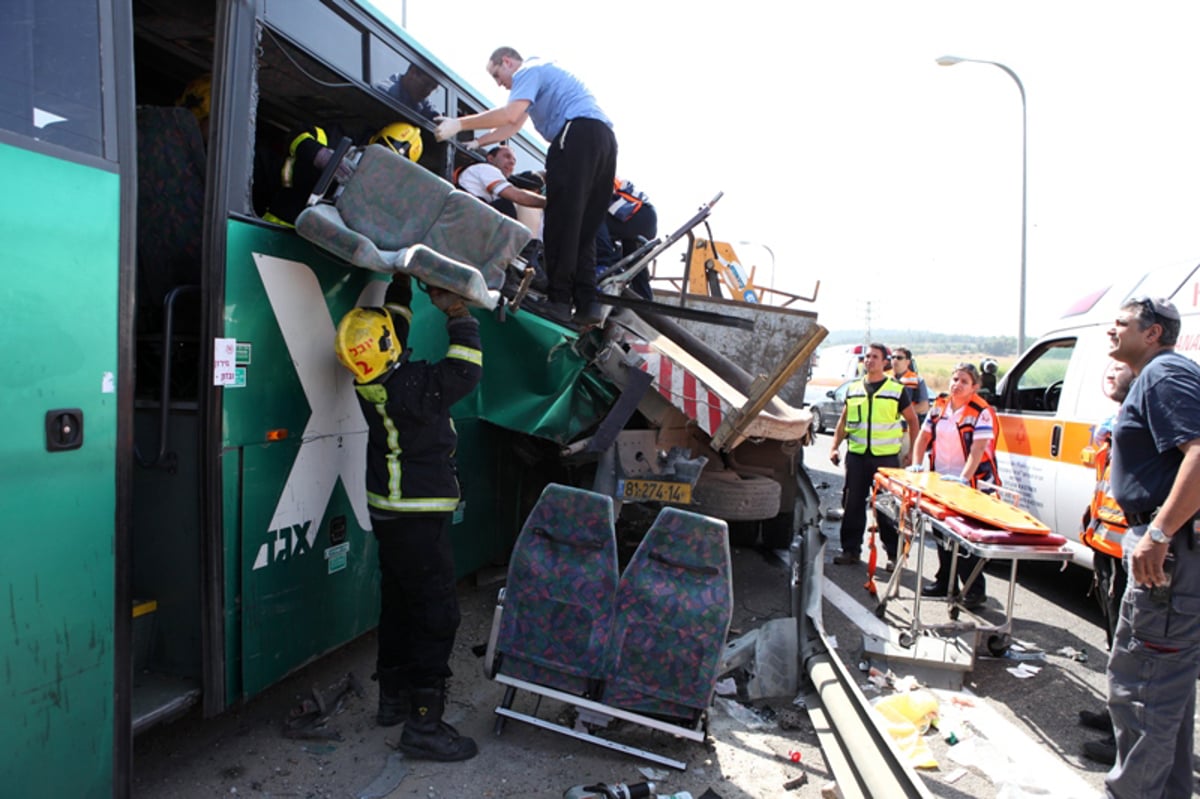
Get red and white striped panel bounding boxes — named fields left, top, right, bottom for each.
left=626, top=339, right=730, bottom=436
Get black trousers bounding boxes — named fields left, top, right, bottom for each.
left=606, top=204, right=658, bottom=300
left=839, top=451, right=899, bottom=556
left=1093, top=549, right=1125, bottom=649
left=544, top=118, right=618, bottom=308
left=373, top=514, right=461, bottom=688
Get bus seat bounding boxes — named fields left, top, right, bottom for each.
left=492, top=484, right=618, bottom=695
left=295, top=144, right=530, bottom=307
left=602, top=507, right=733, bottom=722
left=135, top=106, right=206, bottom=333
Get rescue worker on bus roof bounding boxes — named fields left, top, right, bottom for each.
left=334, top=274, right=482, bottom=762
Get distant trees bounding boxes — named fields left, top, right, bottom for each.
left=824, top=330, right=1019, bottom=357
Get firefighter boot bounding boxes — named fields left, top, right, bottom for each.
left=374, top=666, right=410, bottom=727
left=398, top=684, right=479, bottom=761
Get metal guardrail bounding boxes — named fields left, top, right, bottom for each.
left=789, top=461, right=935, bottom=799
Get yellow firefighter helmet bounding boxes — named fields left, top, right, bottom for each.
left=370, top=121, right=423, bottom=162
left=176, top=74, right=212, bottom=126
left=335, top=307, right=402, bottom=384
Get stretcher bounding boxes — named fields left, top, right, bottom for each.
left=869, top=468, right=1071, bottom=657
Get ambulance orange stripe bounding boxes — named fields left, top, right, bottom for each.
left=994, top=414, right=1097, bottom=466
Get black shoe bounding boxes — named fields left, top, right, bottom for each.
left=399, top=687, right=479, bottom=762
left=922, top=580, right=949, bottom=597
left=1079, top=709, right=1112, bottom=732
left=1082, top=738, right=1116, bottom=765
left=833, top=553, right=862, bottom=566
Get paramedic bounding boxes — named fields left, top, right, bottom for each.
left=1078, top=358, right=1134, bottom=767
left=334, top=276, right=482, bottom=762
left=829, top=343, right=918, bottom=566
left=602, top=177, right=658, bottom=300
left=909, top=362, right=999, bottom=609
left=1105, top=296, right=1200, bottom=799
left=890, top=348, right=930, bottom=422
left=433, top=47, right=617, bottom=326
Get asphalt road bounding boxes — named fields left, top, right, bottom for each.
left=131, top=436, right=1198, bottom=798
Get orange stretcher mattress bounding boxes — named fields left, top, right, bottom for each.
left=874, top=468, right=1050, bottom=536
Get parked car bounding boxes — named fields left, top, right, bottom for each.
left=804, top=379, right=852, bottom=434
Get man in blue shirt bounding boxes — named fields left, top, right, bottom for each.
left=434, top=47, right=617, bottom=326
left=1105, top=296, right=1200, bottom=799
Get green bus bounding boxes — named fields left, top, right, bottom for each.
left=0, top=1, right=568, bottom=795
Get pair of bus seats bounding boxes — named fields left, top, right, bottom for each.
left=294, top=143, right=531, bottom=309
left=484, top=483, right=733, bottom=770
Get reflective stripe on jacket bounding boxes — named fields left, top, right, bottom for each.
left=354, top=313, right=483, bottom=517
left=845, top=377, right=905, bottom=455
left=927, top=392, right=1000, bottom=487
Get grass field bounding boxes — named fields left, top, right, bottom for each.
left=909, top=353, right=1013, bottom=393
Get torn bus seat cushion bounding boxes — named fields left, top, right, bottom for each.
left=602, top=507, right=733, bottom=720
left=495, top=484, right=618, bottom=694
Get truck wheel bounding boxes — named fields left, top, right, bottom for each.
left=691, top=472, right=782, bottom=522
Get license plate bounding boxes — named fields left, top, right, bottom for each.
left=617, top=479, right=693, bottom=504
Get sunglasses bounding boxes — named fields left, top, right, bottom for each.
left=1129, top=295, right=1180, bottom=322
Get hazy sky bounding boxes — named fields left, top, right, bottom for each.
left=374, top=1, right=1200, bottom=338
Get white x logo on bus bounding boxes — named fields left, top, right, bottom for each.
left=252, top=254, right=381, bottom=567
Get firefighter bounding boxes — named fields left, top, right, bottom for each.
left=334, top=275, right=481, bottom=762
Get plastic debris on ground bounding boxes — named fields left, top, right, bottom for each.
left=745, top=618, right=799, bottom=700
left=1005, top=662, right=1042, bottom=679
left=713, top=697, right=771, bottom=730
left=870, top=689, right=940, bottom=768
left=1056, top=645, right=1089, bottom=663
left=354, top=752, right=408, bottom=799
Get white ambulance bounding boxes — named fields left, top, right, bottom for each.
left=990, top=260, right=1200, bottom=568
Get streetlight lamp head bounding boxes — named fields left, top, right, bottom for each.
left=936, top=55, right=964, bottom=66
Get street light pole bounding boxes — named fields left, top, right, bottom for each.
left=936, top=55, right=1027, bottom=353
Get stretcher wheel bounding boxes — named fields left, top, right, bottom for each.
left=898, top=631, right=915, bottom=649
left=986, top=634, right=1012, bottom=657
left=873, top=602, right=887, bottom=620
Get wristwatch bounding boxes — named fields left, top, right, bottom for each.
left=1147, top=525, right=1170, bottom=544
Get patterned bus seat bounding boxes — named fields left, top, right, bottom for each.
left=494, top=484, right=618, bottom=695
left=135, top=106, right=206, bottom=333
left=603, top=507, right=733, bottom=721
left=295, top=144, right=530, bottom=309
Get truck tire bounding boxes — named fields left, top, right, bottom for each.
left=691, top=472, right=782, bottom=522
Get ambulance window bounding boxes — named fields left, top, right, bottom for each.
left=1005, top=340, right=1075, bottom=413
